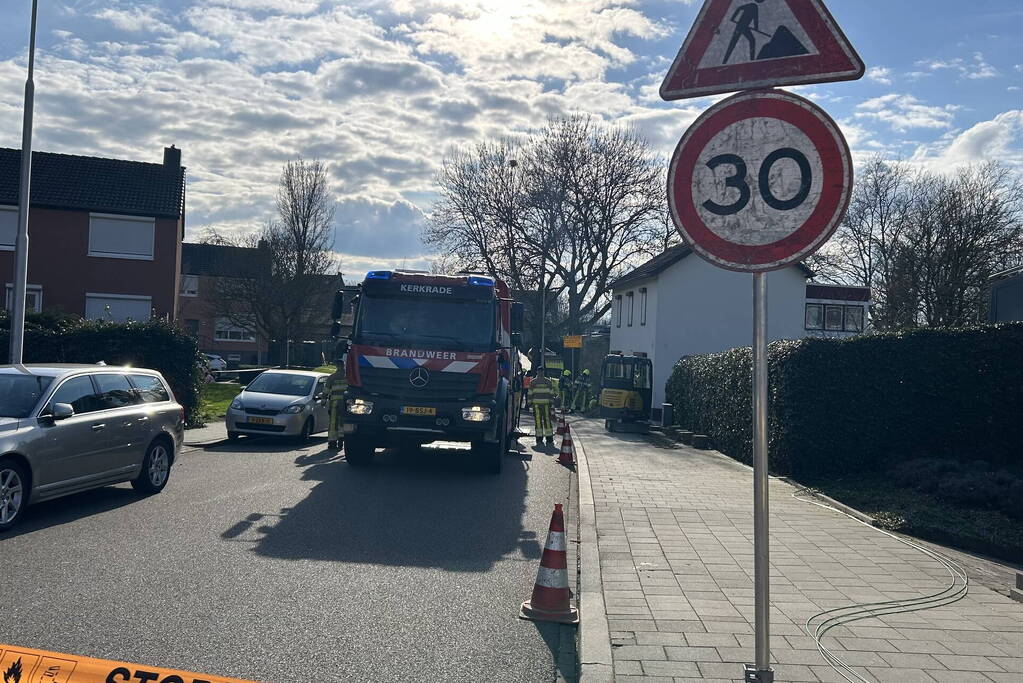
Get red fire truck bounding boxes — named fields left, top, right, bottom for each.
left=335, top=270, right=524, bottom=473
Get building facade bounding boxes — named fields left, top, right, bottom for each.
left=0, top=146, right=186, bottom=322
left=179, top=242, right=271, bottom=366
left=989, top=266, right=1023, bottom=323
left=609, top=246, right=871, bottom=412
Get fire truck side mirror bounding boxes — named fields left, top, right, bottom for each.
left=511, top=302, right=525, bottom=334
left=330, top=321, right=342, bottom=339
left=333, top=338, right=350, bottom=361
left=331, top=291, right=346, bottom=320
left=511, top=332, right=523, bottom=348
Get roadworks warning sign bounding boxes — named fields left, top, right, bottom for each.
left=0, top=644, right=256, bottom=683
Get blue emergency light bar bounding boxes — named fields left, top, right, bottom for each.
left=366, top=271, right=392, bottom=280
left=468, top=276, right=495, bottom=287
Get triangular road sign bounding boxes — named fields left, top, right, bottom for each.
left=660, top=0, right=865, bottom=101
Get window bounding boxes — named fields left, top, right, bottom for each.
left=129, top=374, right=170, bottom=403
left=805, top=304, right=824, bottom=330
left=85, top=294, right=152, bottom=322
left=180, top=275, right=199, bottom=297
left=824, top=305, right=845, bottom=331
left=5, top=284, right=42, bottom=313
left=626, top=292, right=634, bottom=326
left=89, top=214, right=155, bottom=260
left=633, top=363, right=652, bottom=390
left=640, top=288, right=648, bottom=326
left=0, top=375, right=53, bottom=418
left=844, top=306, right=865, bottom=333
left=614, top=295, right=622, bottom=328
left=0, top=206, right=17, bottom=251
left=604, top=362, right=626, bottom=380
left=214, top=318, right=256, bottom=343
left=46, top=376, right=102, bottom=415
left=93, top=374, right=139, bottom=410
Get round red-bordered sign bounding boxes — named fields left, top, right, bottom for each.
left=668, top=89, right=852, bottom=272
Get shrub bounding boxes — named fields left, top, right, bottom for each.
left=666, top=323, right=1023, bottom=478
left=0, top=313, right=203, bottom=424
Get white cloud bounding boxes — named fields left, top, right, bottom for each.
left=94, top=7, right=174, bottom=34
left=866, top=66, right=893, bottom=86
left=909, top=110, right=1023, bottom=171
left=915, top=52, right=999, bottom=80
left=855, top=94, right=959, bottom=132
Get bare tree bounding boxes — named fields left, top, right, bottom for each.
left=814, top=157, right=1023, bottom=329
left=901, top=163, right=1023, bottom=327
left=425, top=115, right=663, bottom=348
left=208, top=159, right=341, bottom=362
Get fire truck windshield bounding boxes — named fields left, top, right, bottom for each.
left=357, top=295, right=495, bottom=349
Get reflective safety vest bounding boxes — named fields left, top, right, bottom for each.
left=328, top=371, right=348, bottom=395
left=530, top=378, right=554, bottom=404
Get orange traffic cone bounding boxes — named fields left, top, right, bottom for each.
left=556, top=414, right=566, bottom=437
left=558, top=425, right=576, bottom=469
left=520, top=503, right=579, bottom=624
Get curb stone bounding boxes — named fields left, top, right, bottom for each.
left=572, top=424, right=614, bottom=682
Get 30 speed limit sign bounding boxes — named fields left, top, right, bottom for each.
left=668, top=89, right=852, bottom=272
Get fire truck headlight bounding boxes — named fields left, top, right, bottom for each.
left=347, top=398, right=374, bottom=415
left=461, top=406, right=492, bottom=422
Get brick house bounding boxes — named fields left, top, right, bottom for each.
left=179, top=242, right=271, bottom=366
left=0, top=146, right=186, bottom=321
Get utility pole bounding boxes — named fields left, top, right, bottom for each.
left=9, top=0, right=39, bottom=365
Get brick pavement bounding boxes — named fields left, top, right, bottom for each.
left=572, top=419, right=1023, bottom=682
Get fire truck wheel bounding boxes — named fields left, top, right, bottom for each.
left=344, top=437, right=375, bottom=466
left=474, top=418, right=506, bottom=475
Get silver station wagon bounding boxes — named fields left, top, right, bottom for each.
left=0, top=364, right=184, bottom=531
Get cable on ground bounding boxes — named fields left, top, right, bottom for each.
left=791, top=487, right=969, bottom=683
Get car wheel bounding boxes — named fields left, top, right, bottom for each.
left=0, top=458, right=28, bottom=532
left=344, top=437, right=375, bottom=466
left=228, top=431, right=240, bottom=442
left=132, top=439, right=172, bottom=495
left=299, top=418, right=313, bottom=443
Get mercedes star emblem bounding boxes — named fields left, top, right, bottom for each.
left=409, top=367, right=430, bottom=388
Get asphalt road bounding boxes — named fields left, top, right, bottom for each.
left=0, top=426, right=575, bottom=682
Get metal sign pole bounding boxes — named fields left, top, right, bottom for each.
left=749, top=271, right=773, bottom=682
left=9, top=0, right=39, bottom=365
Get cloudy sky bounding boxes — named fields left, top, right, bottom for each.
left=1, top=1, right=1021, bottom=279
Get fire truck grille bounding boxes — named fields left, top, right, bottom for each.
left=358, top=367, right=481, bottom=401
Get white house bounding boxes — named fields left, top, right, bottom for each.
left=609, top=245, right=870, bottom=414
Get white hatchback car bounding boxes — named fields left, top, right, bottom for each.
left=225, top=370, right=330, bottom=441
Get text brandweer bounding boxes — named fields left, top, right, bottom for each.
left=384, top=349, right=458, bottom=360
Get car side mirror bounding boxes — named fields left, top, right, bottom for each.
left=51, top=403, right=74, bottom=420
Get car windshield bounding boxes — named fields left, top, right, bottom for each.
left=0, top=374, right=54, bottom=418
left=245, top=373, right=315, bottom=396
left=357, top=296, right=494, bottom=349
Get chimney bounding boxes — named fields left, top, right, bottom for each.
left=163, top=145, right=181, bottom=168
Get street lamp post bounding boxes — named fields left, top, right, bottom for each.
left=9, top=0, right=39, bottom=365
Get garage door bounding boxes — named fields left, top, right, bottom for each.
left=85, top=294, right=152, bottom=322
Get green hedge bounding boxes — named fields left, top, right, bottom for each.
left=666, top=323, right=1023, bottom=478
left=0, top=313, right=203, bottom=424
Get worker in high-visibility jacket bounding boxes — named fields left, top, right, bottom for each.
left=529, top=369, right=555, bottom=446
left=572, top=368, right=592, bottom=413
left=327, top=358, right=348, bottom=450
left=561, top=369, right=574, bottom=410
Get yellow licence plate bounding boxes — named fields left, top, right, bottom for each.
left=401, top=406, right=437, bottom=416
left=249, top=417, right=274, bottom=425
